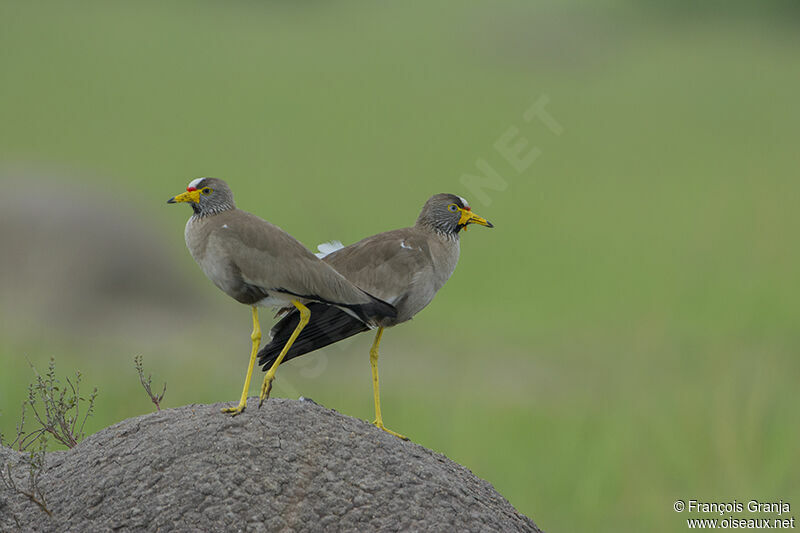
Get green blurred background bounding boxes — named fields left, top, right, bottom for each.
left=1, top=1, right=798, bottom=531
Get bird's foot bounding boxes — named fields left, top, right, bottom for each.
left=258, top=375, right=274, bottom=407
left=373, top=419, right=408, bottom=440
left=221, top=401, right=247, bottom=416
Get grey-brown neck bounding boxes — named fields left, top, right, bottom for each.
left=416, top=222, right=461, bottom=241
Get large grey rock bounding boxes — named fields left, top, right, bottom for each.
left=1, top=399, right=541, bottom=532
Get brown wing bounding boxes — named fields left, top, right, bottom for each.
left=323, top=228, right=436, bottom=306
left=203, top=210, right=395, bottom=320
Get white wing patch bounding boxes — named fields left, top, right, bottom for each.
left=188, top=177, right=205, bottom=189
left=400, top=240, right=413, bottom=250
left=315, top=240, right=345, bottom=258
left=222, top=224, right=229, bottom=229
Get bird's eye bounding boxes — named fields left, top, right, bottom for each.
left=448, top=204, right=459, bottom=212
left=201, top=188, right=212, bottom=195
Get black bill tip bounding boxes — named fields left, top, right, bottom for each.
left=167, top=197, right=176, bottom=204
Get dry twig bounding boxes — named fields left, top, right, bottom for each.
left=134, top=355, right=167, bottom=411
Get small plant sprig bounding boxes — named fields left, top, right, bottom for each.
left=16, top=358, right=98, bottom=450
left=1, top=358, right=96, bottom=523
left=134, top=356, right=166, bottom=411
left=2, top=435, right=51, bottom=517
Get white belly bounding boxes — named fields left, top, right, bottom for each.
left=255, top=294, right=294, bottom=309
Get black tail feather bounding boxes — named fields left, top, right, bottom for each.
left=258, top=303, right=369, bottom=371
left=342, top=294, right=396, bottom=324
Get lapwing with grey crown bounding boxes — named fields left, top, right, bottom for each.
left=257, top=193, right=493, bottom=438
left=168, top=178, right=396, bottom=415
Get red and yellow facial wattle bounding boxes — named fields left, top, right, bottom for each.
left=167, top=186, right=212, bottom=204
left=455, top=205, right=493, bottom=231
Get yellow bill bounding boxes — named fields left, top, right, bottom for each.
left=167, top=188, right=201, bottom=204
left=458, top=208, right=494, bottom=230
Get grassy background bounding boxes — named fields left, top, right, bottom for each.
left=1, top=1, right=799, bottom=531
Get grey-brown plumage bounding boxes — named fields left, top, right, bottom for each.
left=258, top=193, right=492, bottom=368
left=173, top=178, right=395, bottom=323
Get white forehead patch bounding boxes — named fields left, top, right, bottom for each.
left=187, top=177, right=205, bottom=189
left=457, top=196, right=470, bottom=209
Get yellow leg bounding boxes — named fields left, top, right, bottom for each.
left=370, top=327, right=407, bottom=440
left=222, top=306, right=261, bottom=416
left=259, top=300, right=310, bottom=406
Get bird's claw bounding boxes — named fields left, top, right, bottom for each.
left=373, top=420, right=408, bottom=440
left=258, top=378, right=274, bottom=408
left=221, top=404, right=246, bottom=416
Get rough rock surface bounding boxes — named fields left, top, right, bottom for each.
left=1, top=399, right=542, bottom=532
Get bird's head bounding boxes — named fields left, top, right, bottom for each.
left=167, top=177, right=235, bottom=216
left=416, top=194, right=493, bottom=236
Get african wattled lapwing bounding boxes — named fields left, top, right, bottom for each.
left=168, top=178, right=396, bottom=415
left=257, top=194, right=492, bottom=438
